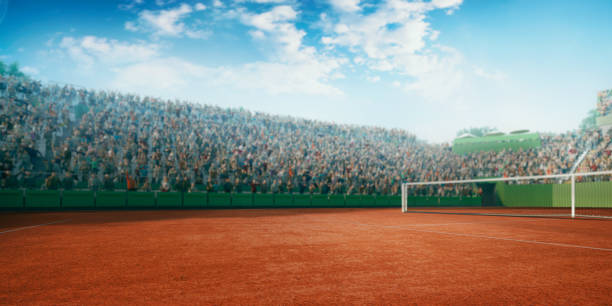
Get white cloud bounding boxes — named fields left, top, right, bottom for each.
left=329, top=0, right=361, bottom=13
left=21, top=66, right=40, bottom=76
left=155, top=0, right=177, bottom=6
left=367, top=75, right=380, bottom=83
left=249, top=30, right=265, bottom=39
left=432, top=0, right=462, bottom=9
left=55, top=29, right=341, bottom=97
left=241, top=5, right=297, bottom=31
left=110, top=57, right=342, bottom=96
left=119, top=0, right=144, bottom=10
left=321, top=0, right=472, bottom=101
left=247, top=0, right=288, bottom=3
left=429, top=30, right=439, bottom=40
left=236, top=5, right=344, bottom=94
left=474, top=67, right=506, bottom=81
left=58, top=36, right=160, bottom=70
left=110, top=57, right=215, bottom=92
left=213, top=0, right=224, bottom=7
left=127, top=3, right=209, bottom=38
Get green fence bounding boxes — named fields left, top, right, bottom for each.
left=274, top=194, right=293, bottom=207
left=97, top=191, right=126, bottom=208
left=0, top=190, right=23, bottom=209
left=184, top=192, right=207, bottom=208
left=254, top=193, right=274, bottom=208
left=63, top=191, right=95, bottom=209
left=157, top=192, right=181, bottom=208
left=495, top=180, right=612, bottom=208
left=328, top=194, right=346, bottom=207
left=232, top=193, right=253, bottom=208
left=208, top=193, right=231, bottom=208
left=311, top=194, right=329, bottom=207
left=127, top=192, right=156, bottom=209
left=293, top=194, right=311, bottom=207
left=25, top=190, right=60, bottom=209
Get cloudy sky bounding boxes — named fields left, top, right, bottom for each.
left=0, top=0, right=611, bottom=142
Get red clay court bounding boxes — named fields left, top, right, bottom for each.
left=1, top=208, right=611, bottom=305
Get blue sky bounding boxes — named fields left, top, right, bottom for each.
left=1, top=0, right=611, bottom=142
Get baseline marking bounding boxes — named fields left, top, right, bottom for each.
left=333, top=219, right=612, bottom=252
left=0, top=219, right=71, bottom=235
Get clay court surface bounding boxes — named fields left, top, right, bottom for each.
left=1, top=208, right=611, bottom=305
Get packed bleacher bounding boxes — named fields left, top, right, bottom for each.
left=1, top=73, right=611, bottom=196
left=597, top=89, right=612, bottom=116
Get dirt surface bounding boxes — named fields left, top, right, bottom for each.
left=1, top=208, right=611, bottom=305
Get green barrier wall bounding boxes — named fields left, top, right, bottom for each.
left=453, top=133, right=541, bottom=154
left=293, top=194, right=311, bottom=207
left=575, top=181, right=612, bottom=208
left=253, top=193, right=274, bottom=208
left=274, top=194, right=293, bottom=207
left=0, top=190, right=23, bottom=209
left=184, top=192, right=207, bottom=208
left=7, top=182, right=610, bottom=211
left=345, top=195, right=377, bottom=207
left=25, top=190, right=60, bottom=209
left=157, top=192, right=181, bottom=208
left=362, top=195, right=376, bottom=207
left=62, top=191, right=95, bottom=208
left=328, top=194, right=345, bottom=207
left=232, top=193, right=253, bottom=208
left=496, top=183, right=553, bottom=207
left=311, top=194, right=329, bottom=207
left=127, top=192, right=156, bottom=208
left=96, top=191, right=126, bottom=208
left=345, top=195, right=362, bottom=207
left=375, top=195, right=401, bottom=207
left=495, top=181, right=612, bottom=208
left=209, top=193, right=231, bottom=208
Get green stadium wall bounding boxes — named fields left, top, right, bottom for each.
left=495, top=181, right=612, bottom=208
left=453, top=133, right=541, bottom=154
left=2, top=182, right=609, bottom=210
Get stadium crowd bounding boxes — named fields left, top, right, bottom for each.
left=1, top=73, right=611, bottom=196
left=597, top=89, right=612, bottom=116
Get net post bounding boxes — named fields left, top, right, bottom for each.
left=570, top=174, right=575, bottom=219
left=401, top=183, right=406, bottom=213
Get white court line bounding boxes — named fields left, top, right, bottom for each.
left=0, top=219, right=71, bottom=235
left=326, top=218, right=546, bottom=229
left=410, top=228, right=612, bottom=252
left=332, top=219, right=612, bottom=252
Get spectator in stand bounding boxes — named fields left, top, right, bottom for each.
left=160, top=176, right=170, bottom=192
left=103, top=174, right=114, bottom=191
left=45, top=172, right=60, bottom=190
left=62, top=172, right=74, bottom=190
left=21, top=171, right=38, bottom=189
left=250, top=179, right=258, bottom=193
left=88, top=174, right=99, bottom=191
left=3, top=170, right=18, bottom=189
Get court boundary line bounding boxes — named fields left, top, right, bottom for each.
left=332, top=219, right=612, bottom=252
left=0, top=219, right=71, bottom=235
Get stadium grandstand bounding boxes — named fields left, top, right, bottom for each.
left=1, top=73, right=611, bottom=199
left=3, top=1, right=612, bottom=304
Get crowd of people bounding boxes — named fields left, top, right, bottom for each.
left=1, top=73, right=611, bottom=197
left=597, top=89, right=612, bottom=116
